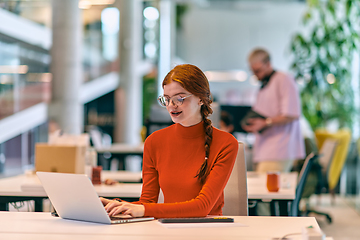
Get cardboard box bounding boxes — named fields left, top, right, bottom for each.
left=35, top=143, right=86, bottom=174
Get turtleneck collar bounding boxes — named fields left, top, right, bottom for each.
left=175, top=121, right=205, bottom=139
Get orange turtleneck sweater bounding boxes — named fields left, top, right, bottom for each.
left=138, top=121, right=238, bottom=218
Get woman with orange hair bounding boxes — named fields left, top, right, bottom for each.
left=102, top=64, right=238, bottom=218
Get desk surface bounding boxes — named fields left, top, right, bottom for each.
left=96, top=143, right=144, bottom=154
left=0, top=212, right=326, bottom=240
left=0, top=171, right=296, bottom=200
left=247, top=172, right=297, bottom=200
left=0, top=171, right=142, bottom=198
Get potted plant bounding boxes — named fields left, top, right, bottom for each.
left=290, top=0, right=360, bottom=131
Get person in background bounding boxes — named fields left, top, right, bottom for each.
left=242, top=48, right=305, bottom=173
left=101, top=64, right=238, bottom=219
left=219, top=111, right=234, bottom=134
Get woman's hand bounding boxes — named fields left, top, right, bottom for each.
left=100, top=197, right=112, bottom=206
left=104, top=200, right=145, bottom=218
left=242, top=118, right=267, bottom=133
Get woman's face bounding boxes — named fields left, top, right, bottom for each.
left=163, top=81, right=203, bottom=127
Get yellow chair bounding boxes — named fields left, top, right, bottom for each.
left=314, top=129, right=351, bottom=201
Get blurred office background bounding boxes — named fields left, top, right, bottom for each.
left=0, top=0, right=359, bottom=216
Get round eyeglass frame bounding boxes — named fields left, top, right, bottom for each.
left=157, top=94, right=193, bottom=107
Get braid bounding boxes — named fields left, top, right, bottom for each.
left=195, top=104, right=213, bottom=184
left=163, top=64, right=214, bottom=184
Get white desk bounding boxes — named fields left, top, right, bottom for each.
left=247, top=172, right=298, bottom=216
left=0, top=171, right=142, bottom=197
left=0, top=171, right=297, bottom=212
left=247, top=172, right=298, bottom=201
left=0, top=212, right=326, bottom=240
left=96, top=143, right=144, bottom=154
left=9, top=171, right=296, bottom=200
left=0, top=172, right=142, bottom=211
left=20, top=172, right=142, bottom=198
left=102, top=170, right=142, bottom=182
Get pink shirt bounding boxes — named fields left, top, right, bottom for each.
left=252, top=71, right=305, bottom=162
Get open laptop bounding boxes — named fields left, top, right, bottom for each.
left=36, top=171, right=154, bottom=224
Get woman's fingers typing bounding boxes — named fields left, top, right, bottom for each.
left=108, top=205, right=126, bottom=216
left=100, top=197, right=111, bottom=206
left=105, top=200, right=122, bottom=213
left=106, top=202, right=145, bottom=218
left=101, top=198, right=145, bottom=217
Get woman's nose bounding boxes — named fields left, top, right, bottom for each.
left=169, top=99, right=177, bottom=106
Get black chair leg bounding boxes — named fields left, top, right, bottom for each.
left=305, top=209, right=332, bottom=223
left=248, top=200, right=258, bottom=216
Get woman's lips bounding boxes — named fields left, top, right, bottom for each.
left=171, top=111, right=182, bottom=116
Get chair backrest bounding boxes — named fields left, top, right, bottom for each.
left=315, top=129, right=351, bottom=191
left=223, top=141, right=248, bottom=216
left=318, top=139, right=337, bottom=175
left=291, top=152, right=319, bottom=216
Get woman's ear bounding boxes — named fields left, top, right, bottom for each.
left=199, top=99, right=204, bottom=106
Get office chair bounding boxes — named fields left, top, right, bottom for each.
left=315, top=129, right=351, bottom=203
left=290, top=152, right=319, bottom=217
left=223, top=141, right=248, bottom=216
left=293, top=138, right=336, bottom=223
left=302, top=139, right=337, bottom=223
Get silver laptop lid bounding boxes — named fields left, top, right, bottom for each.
left=37, top=171, right=112, bottom=224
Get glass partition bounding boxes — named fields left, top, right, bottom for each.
left=0, top=2, right=123, bottom=119
left=0, top=34, right=51, bottom=120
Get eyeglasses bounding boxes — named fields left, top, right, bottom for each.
left=251, top=61, right=268, bottom=75
left=251, top=64, right=266, bottom=75
left=157, top=94, right=193, bottom=107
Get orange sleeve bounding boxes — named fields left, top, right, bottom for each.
left=142, top=138, right=238, bottom=218
left=138, top=136, right=160, bottom=204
